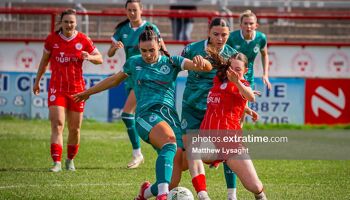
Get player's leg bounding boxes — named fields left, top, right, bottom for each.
left=122, top=90, right=143, bottom=169
left=65, top=109, right=83, bottom=171
left=169, top=148, right=183, bottom=190
left=223, top=162, right=238, bottom=200
left=225, top=159, right=266, bottom=200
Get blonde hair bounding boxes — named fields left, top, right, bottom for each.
left=239, top=10, right=257, bottom=24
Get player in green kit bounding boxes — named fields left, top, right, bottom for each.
left=107, top=0, right=166, bottom=169
left=73, top=26, right=212, bottom=200
left=226, top=10, right=271, bottom=90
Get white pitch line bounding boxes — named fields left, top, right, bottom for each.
left=0, top=182, right=132, bottom=189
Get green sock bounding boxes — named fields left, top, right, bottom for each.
left=150, top=143, right=177, bottom=196
left=224, top=162, right=237, bottom=189
left=121, top=112, right=140, bottom=149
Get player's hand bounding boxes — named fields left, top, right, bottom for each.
left=251, top=109, right=259, bottom=122
left=227, top=67, right=239, bottom=83
left=72, top=91, right=90, bottom=102
left=262, top=75, right=271, bottom=90
left=111, top=41, right=124, bottom=50
left=193, top=55, right=205, bottom=70
left=81, top=51, right=90, bottom=61
left=33, top=82, right=40, bottom=95
left=253, top=90, right=261, bottom=96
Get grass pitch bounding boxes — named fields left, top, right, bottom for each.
left=0, top=118, right=349, bottom=199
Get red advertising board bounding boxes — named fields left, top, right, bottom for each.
left=305, top=79, right=350, bottom=124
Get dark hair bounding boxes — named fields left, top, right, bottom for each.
left=115, top=0, right=142, bottom=31
left=55, top=8, right=77, bottom=33
left=139, top=26, right=172, bottom=63
left=207, top=17, right=230, bottom=43
left=206, top=47, right=248, bottom=82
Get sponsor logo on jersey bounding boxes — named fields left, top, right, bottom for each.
left=75, top=43, right=83, bottom=50
left=207, top=94, right=221, bottom=104
left=160, top=65, right=171, bottom=74
left=136, top=66, right=142, bottom=71
left=149, top=114, right=157, bottom=123
left=53, top=43, right=59, bottom=49
left=123, top=34, right=128, bottom=39
left=234, top=45, right=240, bottom=49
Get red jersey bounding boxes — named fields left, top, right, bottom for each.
left=44, top=31, right=96, bottom=93
left=200, top=76, right=250, bottom=130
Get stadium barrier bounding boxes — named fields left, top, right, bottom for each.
left=0, top=8, right=349, bottom=124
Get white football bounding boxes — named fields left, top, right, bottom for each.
left=167, top=186, right=194, bottom=200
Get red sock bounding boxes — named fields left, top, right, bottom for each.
left=51, top=143, right=62, bottom=163
left=67, top=144, right=80, bottom=160
left=192, top=174, right=207, bottom=193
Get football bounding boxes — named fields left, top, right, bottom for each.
left=167, top=186, right=194, bottom=200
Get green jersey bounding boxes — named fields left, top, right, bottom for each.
left=182, top=40, right=238, bottom=111
left=123, top=55, right=185, bottom=115
left=112, top=21, right=161, bottom=91
left=226, top=30, right=267, bottom=85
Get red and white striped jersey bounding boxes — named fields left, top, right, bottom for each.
left=44, top=31, right=96, bottom=93
left=200, top=76, right=249, bottom=130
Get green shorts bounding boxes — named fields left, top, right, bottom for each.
left=136, top=104, right=183, bottom=149
left=181, top=103, right=206, bottom=134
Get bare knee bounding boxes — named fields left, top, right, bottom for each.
left=245, top=180, right=263, bottom=194
left=68, top=127, right=80, bottom=136
left=51, top=119, right=64, bottom=134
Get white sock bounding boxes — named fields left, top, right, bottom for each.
left=228, top=188, right=237, bottom=200
left=132, top=148, right=142, bottom=157
left=144, top=185, right=154, bottom=199
left=198, top=191, right=209, bottom=198
left=157, top=183, right=169, bottom=195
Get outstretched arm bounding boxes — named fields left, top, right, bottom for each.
left=33, top=51, right=50, bottom=95
left=183, top=55, right=212, bottom=72
left=73, top=71, right=128, bottom=102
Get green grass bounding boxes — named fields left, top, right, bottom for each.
left=0, top=118, right=349, bottom=199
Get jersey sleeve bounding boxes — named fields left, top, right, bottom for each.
left=181, top=44, right=192, bottom=59
left=111, top=29, right=121, bottom=43
left=122, top=58, right=133, bottom=76
left=241, top=80, right=250, bottom=87
left=171, top=55, right=185, bottom=71
left=44, top=34, right=53, bottom=53
left=260, top=32, right=267, bottom=50
left=83, top=35, right=97, bottom=54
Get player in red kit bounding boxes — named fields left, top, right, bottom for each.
left=33, top=9, right=103, bottom=172
left=197, top=50, right=267, bottom=200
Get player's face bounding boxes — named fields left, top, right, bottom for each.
left=139, top=40, right=160, bottom=64
left=230, top=59, right=247, bottom=79
left=208, top=26, right=230, bottom=50
left=61, top=14, right=77, bottom=37
left=240, top=16, right=257, bottom=36
left=126, top=2, right=142, bottom=23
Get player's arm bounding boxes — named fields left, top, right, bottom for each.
left=183, top=55, right=212, bottom=72
left=82, top=49, right=103, bottom=65
left=261, top=46, right=271, bottom=90
left=227, top=68, right=255, bottom=102
left=73, top=71, right=128, bottom=102
left=33, top=50, right=50, bottom=95
left=108, top=41, right=124, bottom=57
left=244, top=106, right=259, bottom=122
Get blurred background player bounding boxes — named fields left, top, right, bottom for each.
left=180, top=18, right=238, bottom=200
left=200, top=50, right=267, bottom=200
left=107, top=0, right=166, bottom=169
left=226, top=10, right=271, bottom=90
left=73, top=26, right=212, bottom=200
left=170, top=5, right=197, bottom=41
left=32, top=8, right=103, bottom=172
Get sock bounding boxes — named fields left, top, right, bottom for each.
left=121, top=112, right=140, bottom=149
left=192, top=174, right=207, bottom=193
left=255, top=191, right=266, bottom=200
left=67, top=144, right=80, bottom=160
left=144, top=185, right=154, bottom=199
left=51, top=143, right=62, bottom=163
left=224, top=163, right=237, bottom=188
left=157, top=183, right=169, bottom=196
left=133, top=148, right=142, bottom=157
left=227, top=188, right=237, bottom=200
left=150, top=143, right=177, bottom=196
